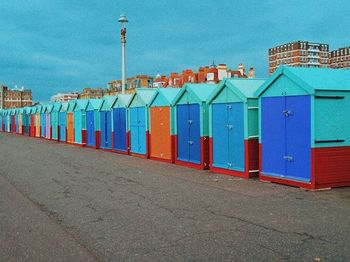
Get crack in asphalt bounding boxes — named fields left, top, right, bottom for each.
left=206, top=209, right=331, bottom=245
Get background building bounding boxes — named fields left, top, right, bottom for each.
left=152, top=63, right=254, bottom=88
left=330, top=46, right=350, bottom=69
left=0, top=85, right=32, bottom=109
left=108, top=75, right=153, bottom=94
left=268, top=41, right=329, bottom=75
left=50, top=92, right=80, bottom=102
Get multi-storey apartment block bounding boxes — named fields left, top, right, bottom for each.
left=268, top=41, right=329, bottom=75
left=329, top=46, right=350, bottom=69
left=0, top=85, right=33, bottom=109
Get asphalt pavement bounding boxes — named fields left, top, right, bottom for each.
left=0, top=133, right=349, bottom=261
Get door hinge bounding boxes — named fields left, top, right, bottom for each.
left=283, top=155, right=293, bottom=161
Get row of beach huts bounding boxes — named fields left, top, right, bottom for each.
left=1, top=66, right=350, bottom=190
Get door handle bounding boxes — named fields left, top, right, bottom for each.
left=227, top=124, right=233, bottom=130
left=188, top=141, right=193, bottom=145
left=283, top=110, right=293, bottom=117
left=188, top=120, right=193, bottom=124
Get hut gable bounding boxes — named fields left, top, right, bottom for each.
left=113, top=94, right=132, bottom=108
left=149, top=88, right=180, bottom=107
left=86, top=99, right=103, bottom=112
left=174, top=84, right=217, bottom=105
left=74, top=100, right=89, bottom=111
left=100, top=96, right=117, bottom=111
left=128, top=88, right=157, bottom=108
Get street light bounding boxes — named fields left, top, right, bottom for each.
left=118, top=14, right=128, bottom=94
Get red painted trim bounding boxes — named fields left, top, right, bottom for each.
left=171, top=135, right=176, bottom=163
left=57, top=125, right=60, bottom=142
left=260, top=174, right=314, bottom=189
left=258, top=143, right=262, bottom=179
left=111, top=131, right=115, bottom=149
left=127, top=131, right=130, bottom=154
left=95, top=130, right=101, bottom=149
left=82, top=129, right=87, bottom=145
left=130, top=152, right=148, bottom=159
left=149, top=156, right=173, bottom=164
left=146, top=130, right=150, bottom=159
left=211, top=166, right=249, bottom=179
left=50, top=126, right=52, bottom=140
left=201, top=136, right=210, bottom=170
left=111, top=149, right=129, bottom=155
left=65, top=127, right=68, bottom=143
left=175, top=159, right=206, bottom=170
left=312, top=147, right=350, bottom=189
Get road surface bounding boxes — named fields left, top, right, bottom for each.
left=0, top=133, right=349, bottom=261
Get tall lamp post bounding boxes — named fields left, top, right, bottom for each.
left=118, top=14, right=128, bottom=94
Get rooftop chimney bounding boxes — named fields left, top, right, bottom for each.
left=248, top=67, right=255, bottom=78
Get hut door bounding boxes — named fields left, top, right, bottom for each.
left=41, top=114, right=46, bottom=137
left=262, top=97, right=287, bottom=177
left=150, top=107, right=161, bottom=158
left=100, top=112, right=107, bottom=148
left=137, top=107, right=146, bottom=154
left=130, top=108, right=139, bottom=154
left=228, top=103, right=244, bottom=171
left=46, top=114, right=50, bottom=139
left=177, top=105, right=190, bottom=161
left=188, top=104, right=200, bottom=164
left=86, top=111, right=95, bottom=146
left=59, top=112, right=66, bottom=141
left=114, top=108, right=127, bottom=151
left=159, top=107, right=171, bottom=160
left=105, top=111, right=112, bottom=148
left=262, top=96, right=311, bottom=181
left=212, top=104, right=229, bottom=168
left=285, top=96, right=311, bottom=181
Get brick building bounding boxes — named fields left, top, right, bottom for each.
left=50, top=92, right=80, bottom=102
left=268, top=41, right=329, bottom=75
left=108, top=75, right=153, bottom=94
left=152, top=63, right=254, bottom=88
left=0, top=85, right=32, bottom=109
left=329, top=46, right=350, bottom=69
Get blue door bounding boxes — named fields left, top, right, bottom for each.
left=130, top=107, right=146, bottom=155
left=130, top=108, right=139, bottom=154
left=59, top=112, right=66, bottom=141
left=16, top=116, right=19, bottom=133
left=261, top=96, right=311, bottom=182
left=24, top=115, right=29, bottom=135
left=100, top=111, right=112, bottom=149
left=86, top=111, right=95, bottom=146
left=177, top=104, right=200, bottom=164
left=100, top=111, right=107, bottom=148
left=285, top=96, right=311, bottom=181
left=105, top=111, right=112, bottom=149
left=229, top=103, right=244, bottom=171
left=177, top=105, right=190, bottom=161
left=188, top=104, right=200, bottom=164
left=137, top=107, right=146, bottom=154
left=113, top=108, right=127, bottom=152
left=41, top=114, right=46, bottom=137
left=212, top=104, right=229, bottom=168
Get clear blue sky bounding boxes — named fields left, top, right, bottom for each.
left=0, top=0, right=349, bottom=101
